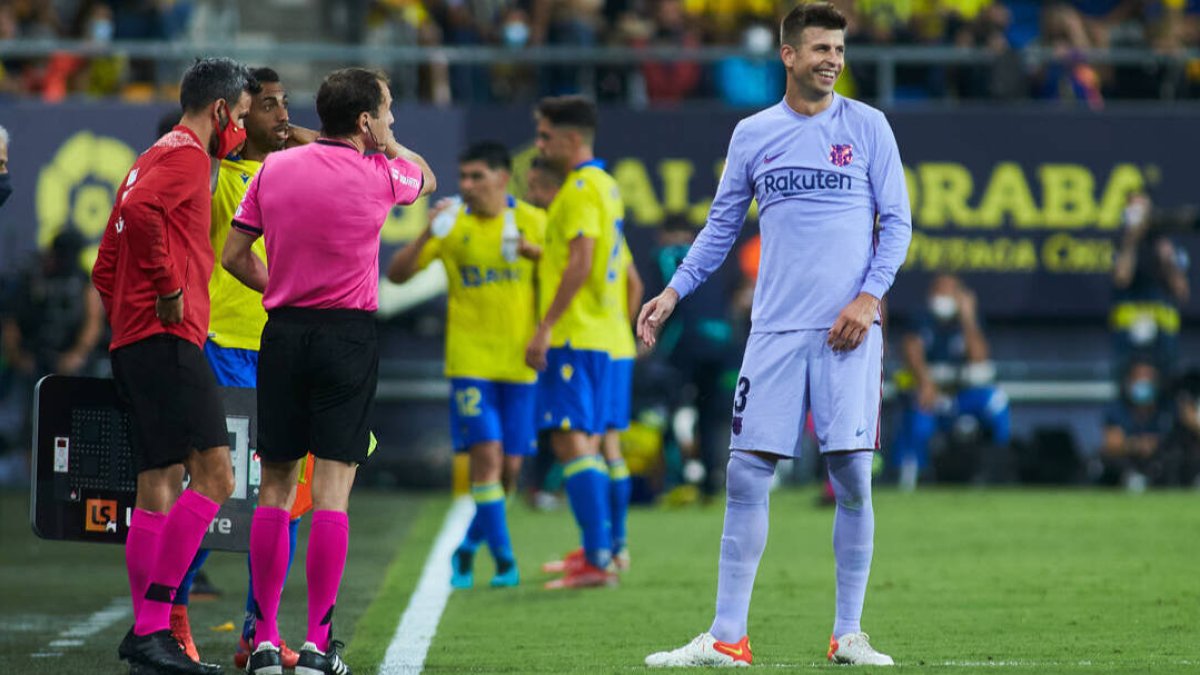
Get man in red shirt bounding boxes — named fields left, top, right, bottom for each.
left=92, top=56, right=255, bottom=675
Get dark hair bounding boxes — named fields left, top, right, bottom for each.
left=317, top=68, right=388, bottom=138
left=528, top=156, right=566, bottom=183
left=780, top=2, right=848, bottom=47
left=179, top=57, right=254, bottom=114
left=459, top=141, right=511, bottom=171
left=536, top=95, right=598, bottom=133
left=247, top=67, right=280, bottom=96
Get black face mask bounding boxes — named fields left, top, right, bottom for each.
left=0, top=174, right=11, bottom=209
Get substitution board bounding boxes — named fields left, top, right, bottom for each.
left=30, top=375, right=259, bottom=552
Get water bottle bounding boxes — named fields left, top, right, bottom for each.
left=431, top=196, right=460, bottom=238
left=501, top=207, right=520, bottom=262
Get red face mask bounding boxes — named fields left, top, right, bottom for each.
left=213, top=103, right=247, bottom=159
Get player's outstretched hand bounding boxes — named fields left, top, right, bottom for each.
left=525, top=323, right=551, bottom=371
left=827, top=292, right=879, bottom=353
left=637, top=288, right=679, bottom=348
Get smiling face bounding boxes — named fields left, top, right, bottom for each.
left=781, top=26, right=845, bottom=101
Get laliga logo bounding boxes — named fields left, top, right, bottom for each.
left=37, top=131, right=137, bottom=269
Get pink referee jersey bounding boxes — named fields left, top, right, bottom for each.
left=232, top=138, right=424, bottom=312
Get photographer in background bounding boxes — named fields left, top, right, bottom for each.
left=893, top=274, right=1011, bottom=490
left=1111, top=191, right=1190, bottom=381
left=1097, top=360, right=1173, bottom=491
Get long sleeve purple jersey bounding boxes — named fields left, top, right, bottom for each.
left=668, top=95, right=913, bottom=333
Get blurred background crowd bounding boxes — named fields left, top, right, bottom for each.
left=2, top=0, right=1200, bottom=105
left=1, top=0, right=1199, bottom=499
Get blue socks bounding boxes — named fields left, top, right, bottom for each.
left=174, top=548, right=211, bottom=606
left=465, top=482, right=513, bottom=563
left=563, top=455, right=612, bottom=570
left=710, top=451, right=775, bottom=643
left=608, top=458, right=631, bottom=553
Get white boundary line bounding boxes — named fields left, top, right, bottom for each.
left=28, top=597, right=129, bottom=659
left=378, top=495, right=474, bottom=675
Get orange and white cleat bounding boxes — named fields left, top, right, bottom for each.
left=828, top=632, right=894, bottom=666
left=543, top=561, right=617, bottom=589
left=541, top=547, right=585, bottom=575
left=234, top=635, right=252, bottom=669
left=168, top=604, right=199, bottom=662
left=645, top=633, right=752, bottom=667
left=235, top=635, right=299, bottom=669
left=279, top=640, right=299, bottom=668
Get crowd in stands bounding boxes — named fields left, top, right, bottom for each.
left=1, top=0, right=1199, bottom=103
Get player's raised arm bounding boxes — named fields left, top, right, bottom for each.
left=384, top=137, right=438, bottom=199
left=387, top=197, right=455, bottom=283
left=638, top=123, right=753, bottom=347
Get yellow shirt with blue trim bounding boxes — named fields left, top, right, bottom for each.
left=604, top=242, right=637, bottom=359
left=539, top=161, right=626, bottom=352
left=209, top=156, right=267, bottom=351
left=417, top=197, right=546, bottom=383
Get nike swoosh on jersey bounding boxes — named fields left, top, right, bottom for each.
left=763, top=152, right=783, bottom=164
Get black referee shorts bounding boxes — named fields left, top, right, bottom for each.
left=257, top=307, right=379, bottom=465
left=111, top=334, right=229, bottom=473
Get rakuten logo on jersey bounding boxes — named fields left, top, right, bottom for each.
left=759, top=167, right=853, bottom=195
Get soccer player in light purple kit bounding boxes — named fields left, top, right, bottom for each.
left=640, top=3, right=911, bottom=668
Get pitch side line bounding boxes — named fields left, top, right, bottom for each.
left=29, top=597, right=129, bottom=659
left=378, top=496, right=474, bottom=674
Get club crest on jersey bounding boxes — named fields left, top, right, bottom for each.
left=829, top=144, right=853, bottom=167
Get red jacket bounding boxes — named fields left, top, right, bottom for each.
left=92, top=126, right=214, bottom=351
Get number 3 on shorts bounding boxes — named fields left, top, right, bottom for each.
left=455, top=387, right=482, bottom=417
left=733, top=376, right=751, bottom=413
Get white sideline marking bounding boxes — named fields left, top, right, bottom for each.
left=378, top=496, right=474, bottom=675
left=29, top=597, right=129, bottom=659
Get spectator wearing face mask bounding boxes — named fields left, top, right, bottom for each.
left=892, top=273, right=1011, bottom=490
left=1096, top=360, right=1173, bottom=490
left=714, top=21, right=785, bottom=108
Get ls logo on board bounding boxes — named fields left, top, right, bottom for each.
left=85, top=498, right=119, bottom=533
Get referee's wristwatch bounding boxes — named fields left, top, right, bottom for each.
left=159, top=289, right=183, bottom=301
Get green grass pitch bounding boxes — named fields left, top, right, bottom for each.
left=2, top=487, right=1197, bottom=673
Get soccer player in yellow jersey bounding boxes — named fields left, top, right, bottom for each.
left=525, top=96, right=627, bottom=589
left=169, top=67, right=313, bottom=670
left=387, top=142, right=545, bottom=589
left=600, top=241, right=643, bottom=570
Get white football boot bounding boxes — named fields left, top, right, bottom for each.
left=828, top=632, right=894, bottom=666
left=645, top=632, right=752, bottom=667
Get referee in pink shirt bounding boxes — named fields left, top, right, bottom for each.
left=221, top=68, right=436, bottom=675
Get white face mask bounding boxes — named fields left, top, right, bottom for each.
left=503, top=21, right=529, bottom=48
left=743, top=26, right=774, bottom=55
left=929, top=294, right=958, bottom=321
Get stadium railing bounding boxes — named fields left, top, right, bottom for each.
left=3, top=40, right=1199, bottom=107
